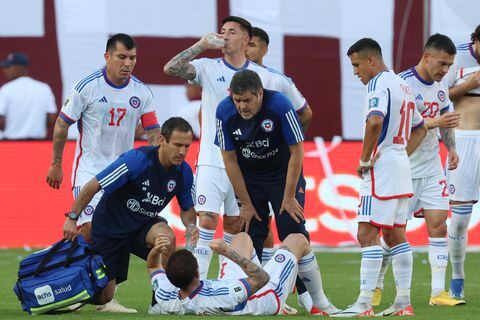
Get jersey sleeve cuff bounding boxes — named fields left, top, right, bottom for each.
left=440, top=105, right=450, bottom=113
left=239, top=278, right=253, bottom=297
left=295, top=101, right=308, bottom=113
left=366, top=110, right=385, bottom=120
left=412, top=119, right=424, bottom=130
left=59, top=111, right=76, bottom=125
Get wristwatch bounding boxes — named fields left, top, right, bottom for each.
left=65, top=211, right=80, bottom=221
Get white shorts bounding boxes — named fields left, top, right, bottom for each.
left=407, top=174, right=449, bottom=219
left=447, top=130, right=480, bottom=202
left=73, top=185, right=104, bottom=226
left=220, top=249, right=297, bottom=315
left=194, top=165, right=239, bottom=215
left=357, top=195, right=409, bottom=228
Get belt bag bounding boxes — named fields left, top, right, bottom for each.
left=13, top=235, right=108, bottom=315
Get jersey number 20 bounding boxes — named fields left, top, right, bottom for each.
left=108, top=108, right=127, bottom=126
left=393, top=101, right=415, bottom=144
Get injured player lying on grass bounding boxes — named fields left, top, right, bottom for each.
left=147, top=232, right=338, bottom=315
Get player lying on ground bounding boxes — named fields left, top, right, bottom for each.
left=147, top=232, right=337, bottom=315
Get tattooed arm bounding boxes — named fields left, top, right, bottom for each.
left=46, top=117, right=71, bottom=189
left=209, top=239, right=269, bottom=295
left=145, top=127, right=162, bottom=146
left=164, top=33, right=222, bottom=80
left=440, top=121, right=459, bottom=170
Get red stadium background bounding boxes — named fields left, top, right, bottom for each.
left=2, top=141, right=480, bottom=248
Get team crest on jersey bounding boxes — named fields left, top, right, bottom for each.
left=84, top=205, right=94, bottom=216
left=368, top=97, right=379, bottom=109
left=275, top=254, right=286, bottom=263
left=129, top=96, right=141, bottom=109
left=438, top=90, right=445, bottom=102
left=197, top=195, right=206, bottom=205
left=261, top=119, right=274, bottom=132
left=167, top=179, right=176, bottom=192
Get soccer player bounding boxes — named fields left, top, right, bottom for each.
left=163, top=16, right=312, bottom=283
left=373, top=34, right=465, bottom=307
left=62, top=117, right=198, bottom=309
left=215, top=69, right=337, bottom=315
left=46, top=33, right=161, bottom=313
left=245, top=26, right=313, bottom=311
left=148, top=231, right=334, bottom=315
left=443, top=24, right=480, bottom=299
left=333, top=39, right=425, bottom=317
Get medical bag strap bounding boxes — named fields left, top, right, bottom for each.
left=64, top=237, right=81, bottom=267
left=33, top=238, right=76, bottom=277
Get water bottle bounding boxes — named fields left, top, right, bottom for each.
left=207, top=34, right=225, bottom=47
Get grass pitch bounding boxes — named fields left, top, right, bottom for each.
left=1, top=249, right=479, bottom=319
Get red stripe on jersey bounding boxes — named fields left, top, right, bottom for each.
left=141, top=111, right=159, bottom=129
left=72, top=117, right=83, bottom=187
left=413, top=208, right=424, bottom=218
left=248, top=289, right=281, bottom=315
left=460, top=68, right=464, bottom=79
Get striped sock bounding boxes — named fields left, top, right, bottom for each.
left=194, top=227, right=215, bottom=279
left=357, top=245, right=383, bottom=304
left=376, top=237, right=391, bottom=290
left=298, top=251, right=330, bottom=309
left=391, top=242, right=412, bottom=308
left=448, top=204, right=473, bottom=280
left=429, top=237, right=448, bottom=296
left=262, top=247, right=275, bottom=267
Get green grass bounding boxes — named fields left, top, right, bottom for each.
left=2, top=249, right=480, bottom=319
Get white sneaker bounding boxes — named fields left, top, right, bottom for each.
left=96, top=299, right=137, bottom=313
left=148, top=303, right=162, bottom=315
left=331, top=302, right=374, bottom=318
left=311, top=302, right=341, bottom=316
left=279, top=303, right=298, bottom=315
left=375, top=304, right=414, bottom=316
left=66, top=302, right=86, bottom=312
left=298, top=291, right=313, bottom=312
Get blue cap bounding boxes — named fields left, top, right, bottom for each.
left=0, top=52, right=29, bottom=67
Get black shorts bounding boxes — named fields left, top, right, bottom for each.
left=246, top=176, right=309, bottom=261
left=92, top=217, right=167, bottom=284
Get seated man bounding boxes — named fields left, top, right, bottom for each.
left=147, top=232, right=338, bottom=315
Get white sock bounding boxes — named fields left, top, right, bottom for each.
left=262, top=247, right=275, bottom=267
left=357, top=245, right=383, bottom=304
left=448, top=204, right=472, bottom=280
left=376, top=238, right=391, bottom=290
left=217, top=232, right=235, bottom=270
left=194, top=227, right=215, bottom=279
left=298, top=251, right=330, bottom=309
left=429, top=237, right=448, bottom=296
left=391, top=242, right=412, bottom=308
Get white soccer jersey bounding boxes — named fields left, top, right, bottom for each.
left=150, top=270, right=251, bottom=315
left=361, top=70, right=423, bottom=199
left=190, top=58, right=306, bottom=168
left=445, top=42, right=480, bottom=90
left=59, top=68, right=158, bottom=186
left=0, top=76, right=57, bottom=139
left=398, top=67, right=452, bottom=178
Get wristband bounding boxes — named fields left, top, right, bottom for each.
left=359, top=159, right=372, bottom=167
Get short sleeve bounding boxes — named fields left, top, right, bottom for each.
left=176, top=163, right=194, bottom=210
left=140, top=86, right=160, bottom=130
left=444, top=63, right=459, bottom=89
left=189, top=58, right=206, bottom=86
left=274, top=73, right=307, bottom=111
left=95, top=149, right=149, bottom=195
left=365, top=88, right=388, bottom=120
left=150, top=270, right=183, bottom=314
left=0, top=87, right=7, bottom=116
left=274, top=93, right=304, bottom=145
left=215, top=100, right=236, bottom=151
left=59, top=88, right=86, bottom=125
left=44, top=85, right=57, bottom=114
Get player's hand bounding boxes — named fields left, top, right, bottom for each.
left=153, top=234, right=171, bottom=253
left=447, top=150, right=459, bottom=170
left=185, top=224, right=199, bottom=246
left=465, top=71, right=480, bottom=90
left=46, top=164, right=63, bottom=189
left=436, top=112, right=461, bottom=128
left=356, top=153, right=381, bottom=178
left=279, top=197, right=304, bottom=224
left=240, top=203, right=262, bottom=233
left=63, top=218, right=78, bottom=241
left=198, top=33, right=224, bottom=50
left=209, top=239, right=229, bottom=255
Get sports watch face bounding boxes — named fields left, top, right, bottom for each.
left=66, top=211, right=79, bottom=220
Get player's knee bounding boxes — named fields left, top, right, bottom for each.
left=357, top=225, right=378, bottom=247
left=223, top=216, right=242, bottom=234
left=198, top=212, right=219, bottom=230
left=427, top=221, right=447, bottom=238
left=283, top=233, right=308, bottom=248
left=231, top=232, right=252, bottom=248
